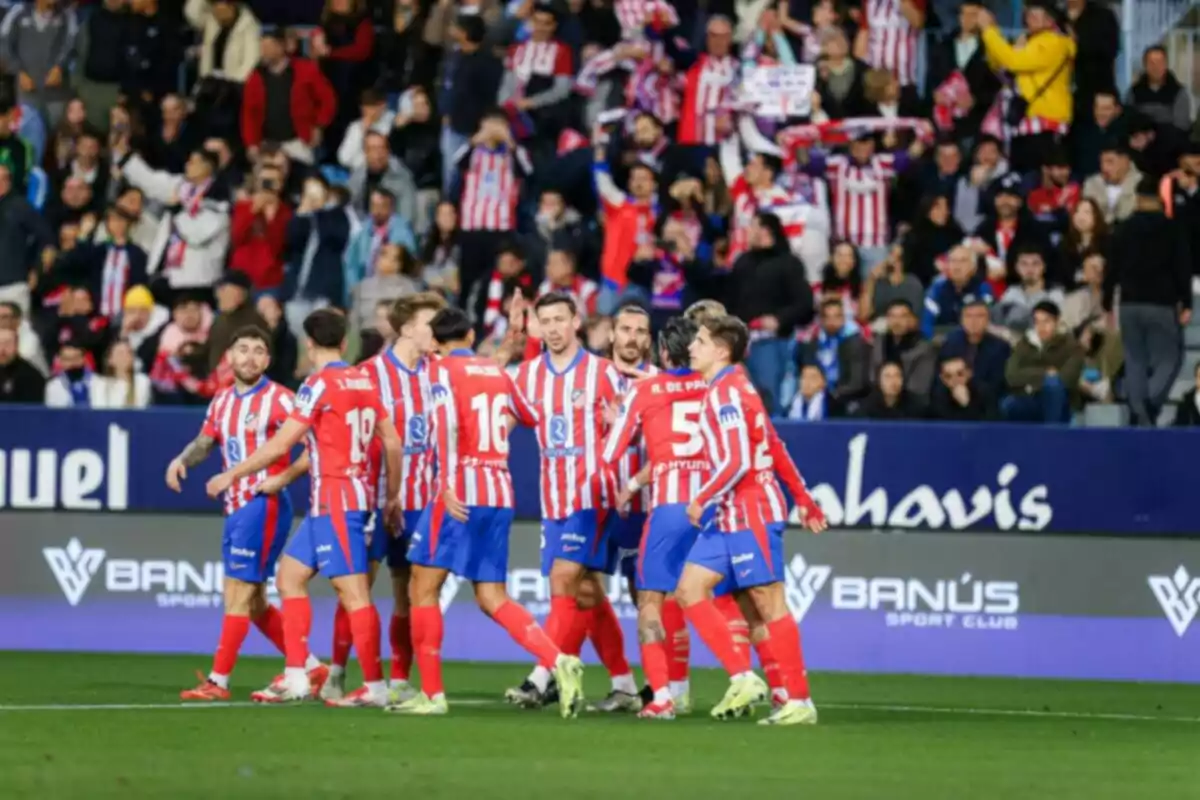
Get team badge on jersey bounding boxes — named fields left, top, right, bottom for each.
left=572, top=389, right=586, bottom=409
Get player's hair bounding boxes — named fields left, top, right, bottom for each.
left=389, top=291, right=448, bottom=335
left=228, top=325, right=272, bottom=355
left=358, top=329, right=385, bottom=363
left=658, top=316, right=697, bottom=368
left=683, top=299, right=726, bottom=327
left=614, top=303, right=650, bottom=323
left=534, top=291, right=577, bottom=316
left=303, top=308, right=347, bottom=349
left=702, top=315, right=750, bottom=364
left=430, top=307, right=473, bottom=343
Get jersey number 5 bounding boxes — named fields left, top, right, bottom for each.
left=672, top=401, right=704, bottom=458
left=471, top=394, right=510, bottom=455
left=346, top=407, right=377, bottom=464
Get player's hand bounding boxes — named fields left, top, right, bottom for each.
left=255, top=474, right=288, bottom=496
left=603, top=400, right=620, bottom=427
left=799, top=499, right=828, bottom=534
left=614, top=487, right=634, bottom=517
left=615, top=362, right=652, bottom=381
left=165, top=458, right=187, bottom=492
left=206, top=472, right=234, bottom=499
left=443, top=488, right=469, bottom=523
left=686, top=501, right=703, bottom=527
left=384, top=498, right=404, bottom=535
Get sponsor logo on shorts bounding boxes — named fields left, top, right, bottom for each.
left=561, top=533, right=588, bottom=545
left=229, top=547, right=256, bottom=558
left=316, top=544, right=333, bottom=554
left=731, top=553, right=755, bottom=565
left=1148, top=566, right=1200, bottom=637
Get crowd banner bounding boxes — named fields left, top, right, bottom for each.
left=739, top=64, right=816, bottom=118
left=0, top=407, right=1197, bottom=535
left=3, top=514, right=1198, bottom=682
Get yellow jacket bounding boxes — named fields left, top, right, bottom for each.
left=982, top=26, right=1076, bottom=125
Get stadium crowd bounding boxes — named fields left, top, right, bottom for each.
left=0, top=0, right=1198, bottom=427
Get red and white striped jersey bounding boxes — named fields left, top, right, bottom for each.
left=693, top=367, right=789, bottom=532
left=455, top=143, right=533, bottom=232
left=614, top=0, right=679, bottom=39
left=202, top=379, right=295, bottom=515
left=513, top=349, right=622, bottom=520
left=864, top=0, right=923, bottom=88
left=728, top=175, right=811, bottom=263
left=429, top=349, right=534, bottom=507
left=607, top=362, right=659, bottom=512
left=824, top=153, right=897, bottom=249
left=537, top=276, right=599, bottom=321
left=603, top=366, right=711, bottom=508
left=679, top=55, right=738, bottom=146
left=365, top=350, right=435, bottom=511
left=291, top=362, right=384, bottom=517
left=506, top=39, right=573, bottom=96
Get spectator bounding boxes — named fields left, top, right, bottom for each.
left=627, top=218, right=711, bottom=334
left=186, top=0, right=261, bottom=85
left=470, top=240, right=534, bottom=338
left=1, top=0, right=79, bottom=127
left=977, top=2, right=1074, bottom=173
left=1074, top=90, right=1128, bottom=179
left=1111, top=176, right=1191, bottom=426
left=206, top=270, right=267, bottom=370
left=1025, top=144, right=1079, bottom=250
left=113, top=138, right=231, bottom=292
left=1003, top=300, right=1081, bottom=423
left=1171, top=363, right=1200, bottom=427
left=1076, top=321, right=1122, bottom=404
left=930, top=354, right=995, bottom=422
left=345, top=186, right=417, bottom=302
left=787, top=363, right=844, bottom=421
left=0, top=163, right=54, bottom=314
left=55, top=205, right=148, bottom=321
left=992, top=245, right=1064, bottom=334
left=952, top=135, right=1007, bottom=234
left=594, top=134, right=658, bottom=311
left=125, top=0, right=185, bottom=109
left=538, top=248, right=598, bottom=318
left=1064, top=0, right=1119, bottom=121
left=255, top=293, right=297, bottom=387
left=74, top=0, right=131, bottom=129
left=809, top=241, right=862, bottom=326
left=0, top=325, right=45, bottom=403
left=1062, top=249, right=1108, bottom=333
left=115, top=284, right=169, bottom=369
left=282, top=176, right=353, bottom=335
left=48, top=100, right=99, bottom=176
left=903, top=194, right=964, bottom=286
left=499, top=1, right=574, bottom=159
left=0, top=300, right=48, bottom=375
left=975, top=172, right=1053, bottom=289
left=371, top=298, right=395, bottom=343
left=1126, top=45, right=1192, bottom=135
left=46, top=176, right=97, bottom=233
left=921, top=244, right=993, bottom=336
left=1058, top=197, right=1109, bottom=287
left=353, top=244, right=421, bottom=331
left=56, top=130, right=107, bottom=207
left=800, top=297, right=870, bottom=408
left=229, top=166, right=292, bottom=292
left=420, top=200, right=462, bottom=301
left=927, top=0, right=1000, bottom=139
left=338, top=88, right=394, bottom=173
left=857, top=360, right=926, bottom=420
left=204, top=136, right=243, bottom=200
left=863, top=242, right=924, bottom=328
left=0, top=103, right=35, bottom=196
left=915, top=139, right=965, bottom=217
left=1125, top=112, right=1176, bottom=181
left=145, top=94, right=197, bottom=175
left=939, top=299, right=1011, bottom=400
left=872, top=298, right=936, bottom=397
left=311, top=0, right=376, bottom=156
left=389, top=86, right=441, bottom=235
left=815, top=26, right=870, bottom=121
left=94, top=338, right=151, bottom=408
left=147, top=292, right=211, bottom=399
left=349, top=131, right=417, bottom=224
left=241, top=30, right=336, bottom=166
left=526, top=187, right=592, bottom=281
left=1082, top=142, right=1142, bottom=226
left=45, top=337, right=103, bottom=407
left=439, top=14, right=503, bottom=195
left=47, top=286, right=112, bottom=365
left=1161, top=141, right=1200, bottom=283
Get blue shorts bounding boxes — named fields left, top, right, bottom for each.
left=222, top=493, right=293, bottom=584
left=284, top=510, right=372, bottom=579
left=636, top=503, right=712, bottom=593
left=541, top=509, right=611, bottom=575
left=685, top=522, right=786, bottom=591
left=366, top=509, right=425, bottom=568
left=605, top=512, right=648, bottom=579
left=408, top=502, right=512, bottom=583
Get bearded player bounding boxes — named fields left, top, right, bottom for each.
left=386, top=307, right=585, bottom=716
left=679, top=315, right=827, bottom=726
left=169, top=326, right=328, bottom=700
left=321, top=292, right=445, bottom=704
left=207, top=309, right=405, bottom=708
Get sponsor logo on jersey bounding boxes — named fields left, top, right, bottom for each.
left=548, top=415, right=568, bottom=446
left=408, top=415, right=428, bottom=446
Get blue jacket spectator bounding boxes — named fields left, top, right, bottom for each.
left=939, top=299, right=1012, bottom=401
left=343, top=193, right=417, bottom=307
left=282, top=182, right=356, bottom=334
left=922, top=244, right=994, bottom=337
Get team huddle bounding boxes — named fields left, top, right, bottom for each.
left=165, top=293, right=828, bottom=726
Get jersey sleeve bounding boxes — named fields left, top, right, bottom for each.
left=600, top=383, right=643, bottom=466
left=291, top=376, right=327, bottom=426
left=510, top=362, right=540, bottom=427
left=200, top=396, right=221, bottom=440
left=429, top=364, right=458, bottom=493
left=693, top=387, right=752, bottom=509
left=273, top=387, right=296, bottom=424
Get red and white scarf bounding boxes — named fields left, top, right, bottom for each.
left=99, top=245, right=130, bottom=319
left=164, top=180, right=211, bottom=271
left=933, top=71, right=971, bottom=132
left=482, top=270, right=534, bottom=335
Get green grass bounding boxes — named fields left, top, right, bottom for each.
left=1, top=653, right=1199, bottom=799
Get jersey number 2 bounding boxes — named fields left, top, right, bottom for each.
left=471, top=394, right=510, bottom=455
left=346, top=408, right=377, bottom=464
left=672, top=401, right=704, bottom=458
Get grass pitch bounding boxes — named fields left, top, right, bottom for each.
left=0, top=652, right=1198, bottom=799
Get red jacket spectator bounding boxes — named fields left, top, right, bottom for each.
left=229, top=197, right=293, bottom=290
left=241, top=57, right=337, bottom=149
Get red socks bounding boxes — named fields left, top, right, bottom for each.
left=347, top=605, right=383, bottom=683
left=662, top=598, right=689, bottom=683
left=544, top=595, right=579, bottom=653
left=281, top=597, right=312, bottom=669
left=211, top=614, right=251, bottom=677
left=331, top=605, right=353, bottom=668
left=641, top=640, right=670, bottom=693
left=493, top=601, right=560, bottom=668
left=412, top=605, right=445, bottom=697
left=563, top=604, right=592, bottom=656
left=683, top=599, right=751, bottom=676
left=714, top=593, right=748, bottom=644
left=389, top=613, right=413, bottom=681
left=589, top=595, right=630, bottom=678
left=766, top=617, right=811, bottom=700
left=252, top=605, right=287, bottom=654
left=754, top=639, right=782, bottom=694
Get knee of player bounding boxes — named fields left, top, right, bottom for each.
left=548, top=566, right=583, bottom=599
left=637, top=617, right=666, bottom=644
left=674, top=579, right=708, bottom=608
left=407, top=566, right=444, bottom=607
left=223, top=579, right=257, bottom=616
left=274, top=561, right=309, bottom=598
left=473, top=582, right=508, bottom=616
left=748, top=583, right=789, bottom=622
